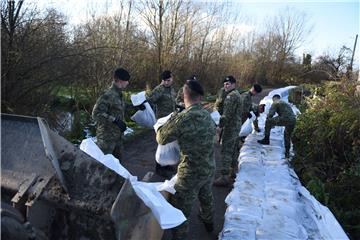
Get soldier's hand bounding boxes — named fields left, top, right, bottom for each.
left=137, top=101, right=147, bottom=111
left=247, top=112, right=252, bottom=119
left=113, top=117, right=127, bottom=132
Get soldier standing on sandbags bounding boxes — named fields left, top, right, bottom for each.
left=92, top=68, right=144, bottom=162
left=213, top=76, right=243, bottom=187
left=146, top=70, right=177, bottom=119
left=240, top=84, right=262, bottom=132
left=258, top=94, right=296, bottom=158
left=156, top=80, right=216, bottom=240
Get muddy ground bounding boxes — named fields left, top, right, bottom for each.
left=121, top=88, right=272, bottom=240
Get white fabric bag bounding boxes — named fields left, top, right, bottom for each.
left=131, top=91, right=146, bottom=106
left=154, top=113, right=180, bottom=166
left=131, top=102, right=156, bottom=128
left=239, top=111, right=256, bottom=137
left=210, top=111, right=221, bottom=126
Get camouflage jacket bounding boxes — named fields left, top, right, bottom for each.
left=156, top=103, right=216, bottom=178
left=219, top=89, right=242, bottom=130
left=175, top=86, right=184, bottom=107
left=146, top=84, right=176, bottom=119
left=240, top=91, right=253, bottom=123
left=213, top=87, right=227, bottom=115
left=268, top=100, right=296, bottom=121
left=92, top=83, right=126, bottom=140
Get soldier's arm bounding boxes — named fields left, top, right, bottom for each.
left=156, top=113, right=183, bottom=145
left=267, top=103, right=277, bottom=119
left=146, top=85, right=163, bottom=104
left=92, top=94, right=116, bottom=122
left=175, top=87, right=184, bottom=106
left=219, top=94, right=236, bottom=128
left=213, top=88, right=224, bottom=111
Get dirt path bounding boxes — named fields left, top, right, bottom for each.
left=121, top=88, right=272, bottom=240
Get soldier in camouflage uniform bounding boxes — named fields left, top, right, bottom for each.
left=92, top=68, right=137, bottom=161
left=213, top=76, right=243, bottom=187
left=213, top=87, right=227, bottom=115
left=175, top=75, right=197, bottom=110
left=156, top=80, right=216, bottom=240
left=240, top=84, right=262, bottom=131
left=146, top=70, right=176, bottom=119
left=258, top=94, right=296, bottom=158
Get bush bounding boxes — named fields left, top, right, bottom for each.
left=292, top=81, right=360, bottom=239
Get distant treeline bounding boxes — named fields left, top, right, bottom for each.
left=1, top=0, right=358, bottom=116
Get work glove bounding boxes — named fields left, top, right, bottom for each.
left=175, top=104, right=185, bottom=113
left=247, top=112, right=252, bottom=119
left=136, top=101, right=147, bottom=111
left=113, top=116, right=127, bottom=132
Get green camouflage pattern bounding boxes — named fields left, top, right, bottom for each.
left=240, top=91, right=253, bottom=123
left=264, top=100, right=296, bottom=154
left=146, top=84, right=176, bottom=119
left=92, top=83, right=125, bottom=159
left=213, top=87, right=227, bottom=115
left=175, top=86, right=185, bottom=107
left=219, top=89, right=243, bottom=175
left=156, top=103, right=216, bottom=239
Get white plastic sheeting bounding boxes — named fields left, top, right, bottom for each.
left=220, top=87, right=348, bottom=240
left=79, top=138, right=186, bottom=229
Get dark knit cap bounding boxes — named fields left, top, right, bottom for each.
left=253, top=84, right=262, bottom=93
left=114, top=68, right=130, bottom=81
left=161, top=70, right=172, bottom=80
left=186, top=80, right=204, bottom=96
left=223, top=75, right=236, bottom=84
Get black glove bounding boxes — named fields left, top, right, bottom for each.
left=136, top=101, right=147, bottom=111
left=175, top=104, right=185, bottom=112
left=247, top=112, right=252, bottom=119
left=113, top=117, right=127, bottom=132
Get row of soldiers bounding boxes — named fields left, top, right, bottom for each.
left=92, top=67, right=296, bottom=239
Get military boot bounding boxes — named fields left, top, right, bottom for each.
left=257, top=137, right=270, bottom=145
left=213, top=175, right=231, bottom=187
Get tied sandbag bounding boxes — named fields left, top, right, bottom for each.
left=155, top=141, right=180, bottom=166
left=154, top=113, right=180, bottom=166
left=239, top=111, right=256, bottom=137
left=131, top=102, right=156, bottom=129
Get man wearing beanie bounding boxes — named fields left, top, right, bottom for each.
left=157, top=80, right=216, bottom=239
left=92, top=68, right=132, bottom=161
left=146, top=70, right=176, bottom=119
left=213, top=76, right=243, bottom=187
left=240, top=83, right=262, bottom=128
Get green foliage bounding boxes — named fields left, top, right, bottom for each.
left=292, top=81, right=360, bottom=239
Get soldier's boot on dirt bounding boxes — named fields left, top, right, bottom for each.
left=213, top=175, right=231, bottom=187
left=257, top=137, right=270, bottom=145
left=197, top=215, right=214, bottom=233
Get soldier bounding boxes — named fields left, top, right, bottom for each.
left=146, top=70, right=176, bottom=119
left=175, top=75, right=197, bottom=110
left=156, top=80, right=216, bottom=240
left=213, top=76, right=243, bottom=187
left=92, top=68, right=144, bottom=161
left=258, top=94, right=296, bottom=158
left=213, top=87, right=227, bottom=115
left=240, top=84, right=262, bottom=131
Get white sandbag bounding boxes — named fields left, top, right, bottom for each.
left=211, top=111, right=221, bottom=125
left=131, top=102, right=156, bottom=128
left=154, top=113, right=173, bottom=132
left=131, top=91, right=146, bottom=106
left=239, top=111, right=256, bottom=137
left=156, top=141, right=180, bottom=166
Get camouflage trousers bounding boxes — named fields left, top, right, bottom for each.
left=96, top=136, right=123, bottom=162
left=220, top=127, right=241, bottom=176
left=264, top=116, right=296, bottom=154
left=170, top=173, right=215, bottom=240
